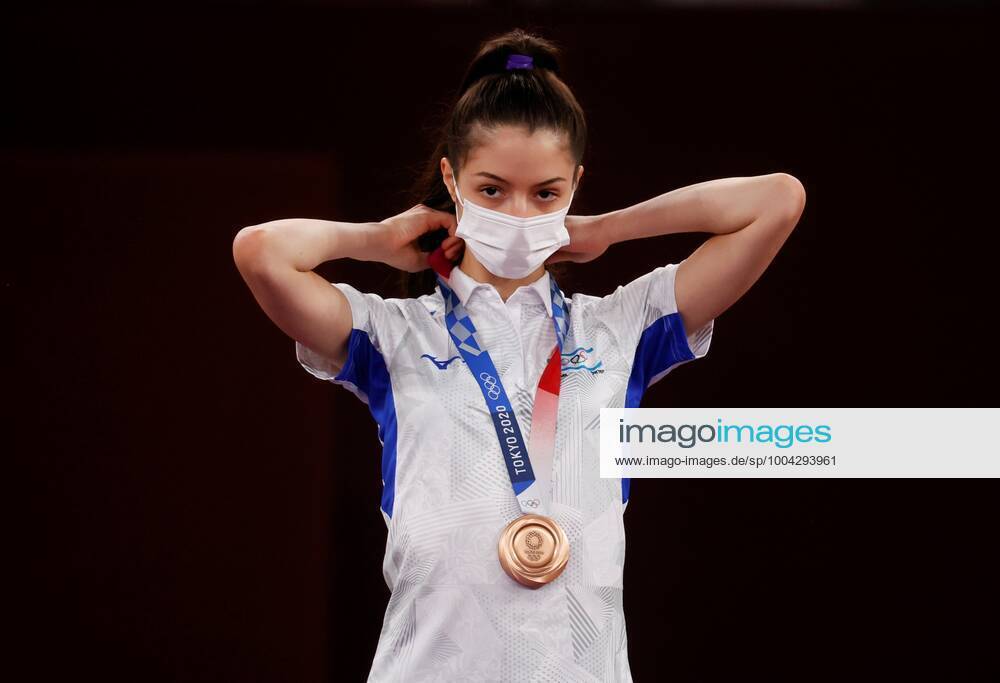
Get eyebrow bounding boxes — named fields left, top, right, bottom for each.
left=474, top=172, right=567, bottom=186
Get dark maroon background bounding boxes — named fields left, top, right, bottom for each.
left=7, top=2, right=997, bottom=681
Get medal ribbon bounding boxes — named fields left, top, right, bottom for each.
left=428, top=247, right=568, bottom=517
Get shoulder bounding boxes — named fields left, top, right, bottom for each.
left=566, top=263, right=682, bottom=320
left=333, top=282, right=443, bottom=326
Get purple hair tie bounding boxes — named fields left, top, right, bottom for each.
left=505, top=53, right=534, bottom=70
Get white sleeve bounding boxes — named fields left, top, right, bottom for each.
left=294, top=282, right=408, bottom=404
left=593, top=260, right=714, bottom=388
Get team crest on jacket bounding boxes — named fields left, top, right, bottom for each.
left=560, top=346, right=604, bottom=374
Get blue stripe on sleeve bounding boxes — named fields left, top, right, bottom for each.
left=622, top=311, right=695, bottom=506
left=335, top=328, right=398, bottom=519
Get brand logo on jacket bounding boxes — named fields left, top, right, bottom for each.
left=420, top=353, right=464, bottom=370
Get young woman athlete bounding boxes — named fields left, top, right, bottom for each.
left=233, top=28, right=805, bottom=683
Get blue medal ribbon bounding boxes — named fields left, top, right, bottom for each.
left=435, top=273, right=570, bottom=503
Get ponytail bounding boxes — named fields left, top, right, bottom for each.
left=399, top=27, right=588, bottom=298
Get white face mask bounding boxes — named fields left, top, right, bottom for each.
left=452, top=172, right=574, bottom=279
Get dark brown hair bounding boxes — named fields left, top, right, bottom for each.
left=398, top=27, right=588, bottom=298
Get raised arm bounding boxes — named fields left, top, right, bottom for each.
left=559, top=173, right=806, bottom=334
left=232, top=206, right=461, bottom=374
left=672, top=174, right=806, bottom=333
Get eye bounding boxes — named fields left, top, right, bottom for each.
left=478, top=186, right=560, bottom=201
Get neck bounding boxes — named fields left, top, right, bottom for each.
left=458, top=252, right=545, bottom=302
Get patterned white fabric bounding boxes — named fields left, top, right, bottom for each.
left=295, top=261, right=714, bottom=682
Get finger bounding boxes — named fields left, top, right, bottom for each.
left=446, top=235, right=466, bottom=250
left=423, top=214, right=456, bottom=244
left=432, top=209, right=458, bottom=235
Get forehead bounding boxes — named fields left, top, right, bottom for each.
left=464, top=125, right=574, bottom=182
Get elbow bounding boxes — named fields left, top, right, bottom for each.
left=768, top=173, right=807, bottom=227
left=232, top=224, right=278, bottom=278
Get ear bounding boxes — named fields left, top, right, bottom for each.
left=441, top=156, right=457, bottom=202
left=575, top=164, right=584, bottom=189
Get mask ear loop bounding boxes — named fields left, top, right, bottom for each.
left=416, top=161, right=460, bottom=255
left=448, top=159, right=465, bottom=210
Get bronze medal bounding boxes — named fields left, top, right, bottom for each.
left=498, top=513, right=569, bottom=589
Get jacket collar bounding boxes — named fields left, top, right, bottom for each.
left=446, top=263, right=553, bottom=318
